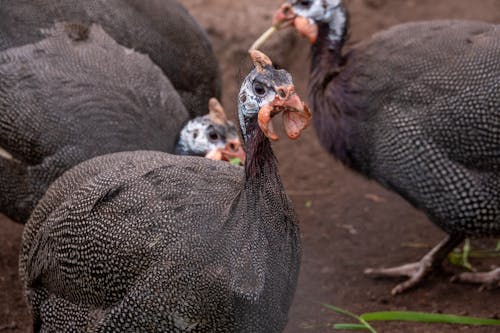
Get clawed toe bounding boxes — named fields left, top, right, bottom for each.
left=451, top=268, right=500, bottom=290
left=364, top=236, right=464, bottom=295
left=365, top=261, right=432, bottom=295
left=364, top=262, right=421, bottom=278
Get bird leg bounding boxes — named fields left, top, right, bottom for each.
left=451, top=268, right=500, bottom=290
left=365, top=235, right=464, bottom=295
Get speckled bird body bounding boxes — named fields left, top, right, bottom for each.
left=0, top=0, right=220, bottom=117
left=0, top=0, right=239, bottom=223
left=311, top=20, right=500, bottom=237
left=20, top=151, right=300, bottom=332
left=19, top=55, right=308, bottom=332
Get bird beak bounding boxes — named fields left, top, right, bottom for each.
left=221, top=138, right=246, bottom=164
left=250, top=3, right=318, bottom=51
left=205, top=139, right=246, bottom=165
left=258, top=85, right=312, bottom=141
left=274, top=3, right=318, bottom=44
left=272, top=3, right=296, bottom=29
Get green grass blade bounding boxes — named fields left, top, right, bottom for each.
left=322, top=304, right=360, bottom=321
left=323, top=304, right=378, bottom=333
left=333, top=323, right=371, bottom=330
left=462, top=239, right=473, bottom=270
left=360, top=311, right=500, bottom=326
left=229, top=157, right=242, bottom=166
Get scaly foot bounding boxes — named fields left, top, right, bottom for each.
left=365, top=235, right=464, bottom=295
left=451, top=268, right=500, bottom=290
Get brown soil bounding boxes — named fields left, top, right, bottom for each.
left=1, top=0, right=499, bottom=332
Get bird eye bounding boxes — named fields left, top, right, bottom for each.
left=298, top=0, right=312, bottom=6
left=207, top=128, right=220, bottom=142
left=253, top=82, right=267, bottom=96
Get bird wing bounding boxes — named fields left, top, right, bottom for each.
left=20, top=151, right=243, bottom=330
left=347, top=20, right=500, bottom=172
left=0, top=0, right=220, bottom=117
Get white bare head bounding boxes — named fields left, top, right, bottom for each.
left=175, top=98, right=245, bottom=164
left=273, top=0, right=347, bottom=44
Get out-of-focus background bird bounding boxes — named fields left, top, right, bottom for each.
left=260, top=0, right=499, bottom=294
left=0, top=0, right=244, bottom=224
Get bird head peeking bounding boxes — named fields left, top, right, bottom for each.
left=250, top=0, right=347, bottom=50
left=175, top=98, right=245, bottom=165
left=238, top=50, right=311, bottom=143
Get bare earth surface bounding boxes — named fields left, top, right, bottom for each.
left=1, top=0, right=499, bottom=332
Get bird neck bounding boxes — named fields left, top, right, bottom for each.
left=226, top=109, right=298, bottom=310
left=243, top=119, right=279, bottom=184
left=225, top=119, right=299, bottom=316
left=311, top=22, right=346, bottom=79
left=309, top=22, right=356, bottom=165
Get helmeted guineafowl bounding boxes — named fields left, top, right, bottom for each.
left=0, top=20, right=243, bottom=224
left=0, top=0, right=220, bottom=117
left=253, top=0, right=500, bottom=293
left=19, top=50, right=311, bottom=332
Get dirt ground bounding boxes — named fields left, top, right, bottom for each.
left=1, top=0, right=499, bottom=332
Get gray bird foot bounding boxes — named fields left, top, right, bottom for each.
left=365, top=258, right=434, bottom=295
left=365, top=235, right=464, bottom=295
left=451, top=268, right=500, bottom=291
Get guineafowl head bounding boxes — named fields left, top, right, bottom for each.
left=238, top=50, right=311, bottom=177
left=272, top=0, right=348, bottom=44
left=175, top=98, right=245, bottom=164
left=238, top=50, right=311, bottom=142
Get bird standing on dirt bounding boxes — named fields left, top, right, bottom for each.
left=252, top=0, right=500, bottom=293
left=20, top=50, right=311, bottom=332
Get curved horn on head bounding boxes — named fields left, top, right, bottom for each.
left=208, top=98, right=227, bottom=125
left=249, top=50, right=272, bottom=73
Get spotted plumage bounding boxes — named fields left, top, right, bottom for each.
left=0, top=0, right=220, bottom=117
left=270, top=0, right=500, bottom=292
left=0, top=5, right=240, bottom=224
left=20, top=59, right=305, bottom=332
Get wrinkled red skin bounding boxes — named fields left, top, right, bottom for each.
left=205, top=138, right=246, bottom=165
left=294, top=16, right=318, bottom=44
left=258, top=103, right=279, bottom=141
left=283, top=103, right=312, bottom=140
left=257, top=85, right=312, bottom=141
left=272, top=3, right=295, bottom=28
left=221, top=138, right=246, bottom=163
left=273, top=3, right=318, bottom=44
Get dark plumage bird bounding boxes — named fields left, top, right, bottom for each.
left=254, top=0, right=500, bottom=293
left=0, top=6, right=244, bottom=224
left=0, top=0, right=220, bottom=117
left=19, top=50, right=311, bottom=332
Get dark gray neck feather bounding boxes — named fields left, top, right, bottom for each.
left=243, top=119, right=279, bottom=183
left=309, top=22, right=359, bottom=166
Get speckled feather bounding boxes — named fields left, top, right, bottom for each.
left=19, top=63, right=302, bottom=332
left=0, top=0, right=221, bottom=117
left=312, top=20, right=500, bottom=236
left=20, top=151, right=300, bottom=332
left=0, top=23, right=190, bottom=223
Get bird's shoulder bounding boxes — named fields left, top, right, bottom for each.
left=20, top=151, right=244, bottom=283
left=345, top=20, right=499, bottom=85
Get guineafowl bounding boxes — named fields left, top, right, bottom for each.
left=0, top=23, right=243, bottom=224
left=253, top=0, right=500, bottom=293
left=19, top=50, right=311, bottom=332
left=0, top=0, right=220, bottom=117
